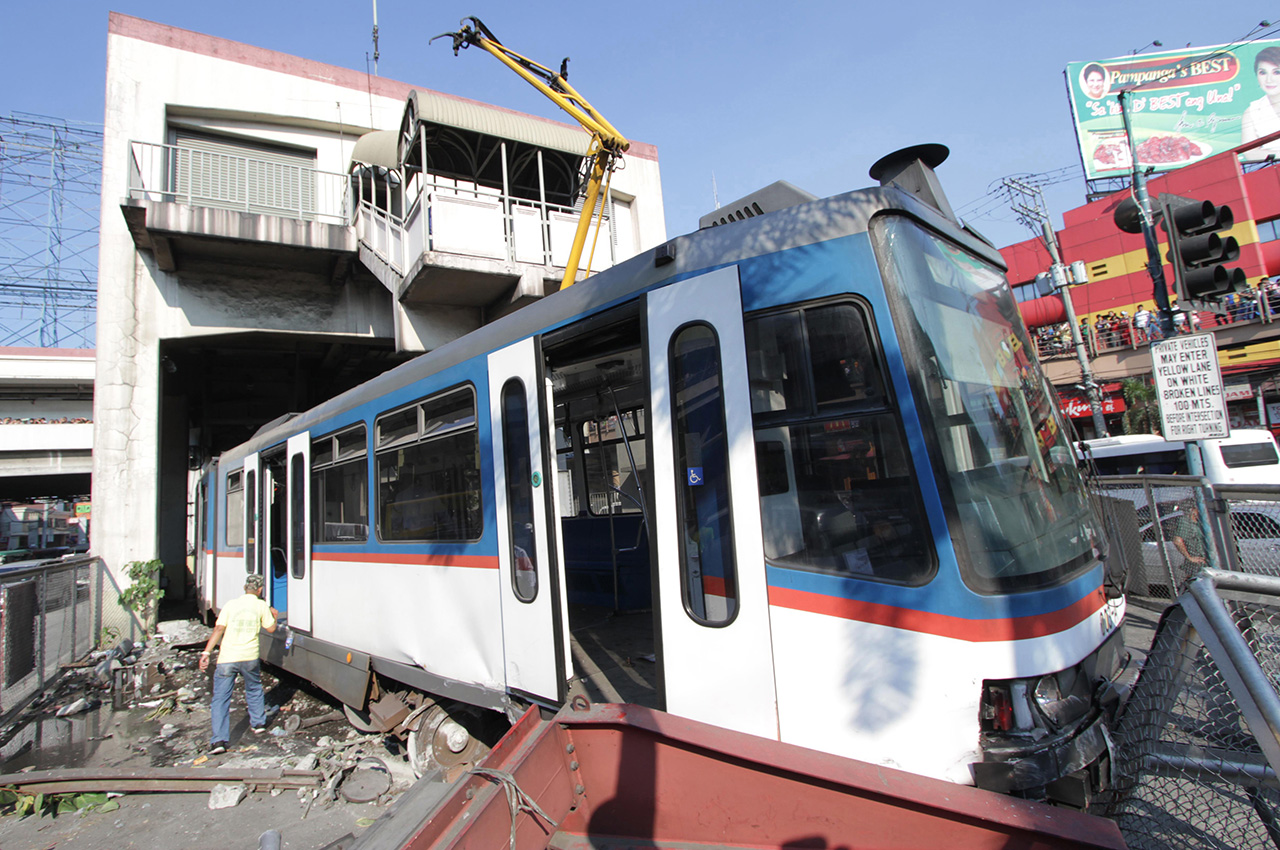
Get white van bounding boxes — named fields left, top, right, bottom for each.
left=1078, top=429, right=1280, bottom=487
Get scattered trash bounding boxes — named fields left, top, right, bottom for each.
left=260, top=828, right=283, bottom=850
left=176, top=686, right=196, bottom=702
left=208, top=783, right=248, bottom=810
left=192, top=756, right=209, bottom=766
left=159, top=723, right=178, bottom=739
left=356, top=817, right=377, bottom=827
left=56, top=697, right=91, bottom=717
left=269, top=727, right=288, bottom=737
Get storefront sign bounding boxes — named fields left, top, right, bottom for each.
left=1066, top=40, right=1280, bottom=180
left=1060, top=395, right=1125, bottom=419
left=1224, top=383, right=1255, bottom=401
left=1152, top=333, right=1229, bottom=439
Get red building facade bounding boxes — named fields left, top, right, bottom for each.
left=1003, top=149, right=1280, bottom=438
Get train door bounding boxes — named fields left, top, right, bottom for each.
left=194, top=472, right=213, bottom=610
left=259, top=449, right=288, bottom=614
left=488, top=337, right=563, bottom=703
left=286, top=434, right=312, bottom=632
left=646, top=265, right=779, bottom=738
left=243, top=454, right=261, bottom=580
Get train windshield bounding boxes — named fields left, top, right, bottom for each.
left=876, top=217, right=1102, bottom=593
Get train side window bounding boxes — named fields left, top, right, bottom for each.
left=671, top=323, right=738, bottom=625
left=582, top=410, right=647, bottom=516
left=746, top=302, right=934, bottom=585
left=226, top=471, right=244, bottom=547
left=290, top=453, right=306, bottom=578
left=376, top=386, right=483, bottom=542
left=245, top=470, right=258, bottom=574
left=501, top=380, right=538, bottom=602
left=311, top=425, right=369, bottom=542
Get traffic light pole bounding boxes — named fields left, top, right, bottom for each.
left=1118, top=90, right=1176, bottom=338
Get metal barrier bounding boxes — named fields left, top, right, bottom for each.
left=1090, top=475, right=1221, bottom=601
left=1104, top=570, right=1280, bottom=848
left=1091, top=478, right=1280, bottom=603
left=126, top=140, right=352, bottom=226
left=0, top=557, right=101, bottom=720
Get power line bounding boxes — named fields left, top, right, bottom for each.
left=0, top=113, right=102, bottom=348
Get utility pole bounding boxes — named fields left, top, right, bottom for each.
left=1004, top=177, right=1108, bottom=437
left=1117, top=89, right=1176, bottom=338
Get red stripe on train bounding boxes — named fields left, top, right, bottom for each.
left=768, top=585, right=1107, bottom=642
left=312, top=551, right=500, bottom=569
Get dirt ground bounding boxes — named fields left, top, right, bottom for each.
left=0, top=619, right=439, bottom=850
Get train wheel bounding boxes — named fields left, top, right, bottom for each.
left=407, top=705, right=487, bottom=781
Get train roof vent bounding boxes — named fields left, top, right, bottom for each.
left=699, top=181, right=817, bottom=230
left=868, top=143, right=957, bottom=223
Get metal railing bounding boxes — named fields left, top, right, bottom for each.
left=0, top=556, right=102, bottom=720
left=1035, top=293, right=1280, bottom=362
left=360, top=174, right=614, bottom=277
left=126, top=140, right=352, bottom=226
left=1104, top=570, right=1280, bottom=848
left=1090, top=477, right=1280, bottom=602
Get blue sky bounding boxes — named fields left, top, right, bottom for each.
left=3, top=1, right=1279, bottom=249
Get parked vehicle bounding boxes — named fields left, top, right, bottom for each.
left=1136, top=502, right=1280, bottom=594
left=1078, top=430, right=1280, bottom=487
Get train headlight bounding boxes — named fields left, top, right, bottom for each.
left=1033, top=673, right=1091, bottom=730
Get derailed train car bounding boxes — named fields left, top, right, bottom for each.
left=194, top=145, right=1130, bottom=803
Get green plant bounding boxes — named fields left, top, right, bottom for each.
left=0, top=787, right=118, bottom=818
left=118, top=558, right=164, bottom=629
left=98, top=625, right=120, bottom=648
left=1120, top=377, right=1161, bottom=436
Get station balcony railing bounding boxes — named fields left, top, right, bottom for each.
left=1033, top=289, right=1280, bottom=362
left=355, top=173, right=614, bottom=278
left=126, top=141, right=353, bottom=227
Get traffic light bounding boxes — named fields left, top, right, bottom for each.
left=1159, top=194, right=1247, bottom=303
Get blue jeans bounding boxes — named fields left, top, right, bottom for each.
left=211, top=659, right=266, bottom=744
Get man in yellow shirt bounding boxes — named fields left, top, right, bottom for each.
left=198, top=574, right=278, bottom=754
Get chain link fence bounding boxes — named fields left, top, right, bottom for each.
left=0, top=556, right=102, bottom=720
left=1089, top=478, right=1280, bottom=847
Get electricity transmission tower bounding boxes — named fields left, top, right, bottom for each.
left=0, top=113, right=102, bottom=348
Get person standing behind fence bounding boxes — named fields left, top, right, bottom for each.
left=198, top=574, right=278, bottom=754
left=1172, top=502, right=1208, bottom=569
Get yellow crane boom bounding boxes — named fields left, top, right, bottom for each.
left=434, top=17, right=630, bottom=287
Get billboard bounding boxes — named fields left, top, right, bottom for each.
left=1066, top=40, right=1280, bottom=180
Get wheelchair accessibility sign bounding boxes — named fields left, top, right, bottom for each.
left=687, top=467, right=703, bottom=486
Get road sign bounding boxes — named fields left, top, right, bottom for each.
left=1151, top=332, right=1228, bottom=440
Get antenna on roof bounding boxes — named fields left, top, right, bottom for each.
left=371, top=0, right=380, bottom=76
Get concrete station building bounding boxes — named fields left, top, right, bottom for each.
left=95, top=14, right=666, bottom=602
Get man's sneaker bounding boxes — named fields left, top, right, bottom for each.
left=209, top=742, right=228, bottom=755
left=251, top=725, right=267, bottom=734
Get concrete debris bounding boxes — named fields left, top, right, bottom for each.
left=295, top=754, right=319, bottom=772
left=57, top=697, right=91, bottom=716
left=208, top=782, right=248, bottom=809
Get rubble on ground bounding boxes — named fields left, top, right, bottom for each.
left=0, top=618, right=419, bottom=816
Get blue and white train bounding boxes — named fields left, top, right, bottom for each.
left=195, top=145, right=1129, bottom=803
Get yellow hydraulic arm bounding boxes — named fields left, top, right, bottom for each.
left=434, top=17, right=629, bottom=287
